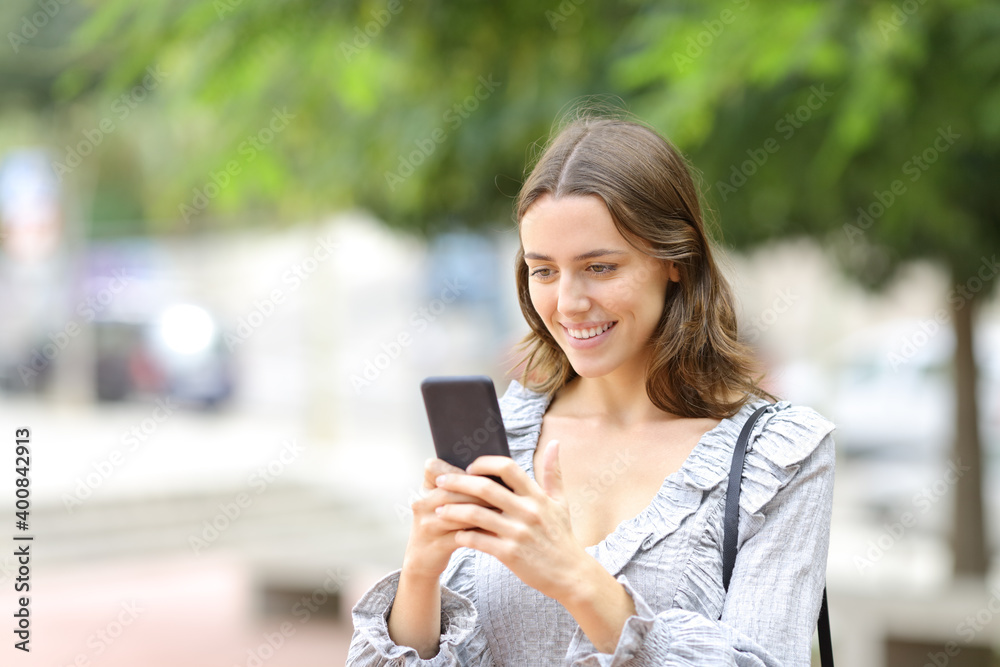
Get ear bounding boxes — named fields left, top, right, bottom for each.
left=665, top=260, right=681, bottom=283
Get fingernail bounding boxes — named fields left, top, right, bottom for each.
left=436, top=475, right=447, bottom=485
left=435, top=506, right=444, bottom=515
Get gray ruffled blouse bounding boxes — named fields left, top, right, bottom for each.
left=349, top=379, right=836, bottom=666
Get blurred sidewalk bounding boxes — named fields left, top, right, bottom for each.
left=1, top=394, right=421, bottom=666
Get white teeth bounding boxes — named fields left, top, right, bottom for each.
left=566, top=322, right=614, bottom=339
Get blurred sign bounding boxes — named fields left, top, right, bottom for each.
left=0, top=149, right=62, bottom=262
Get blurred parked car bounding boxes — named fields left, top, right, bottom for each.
left=95, top=303, right=233, bottom=408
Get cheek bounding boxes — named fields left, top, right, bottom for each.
left=606, top=273, right=650, bottom=310
left=611, top=273, right=668, bottom=321
left=605, top=278, right=631, bottom=306
left=528, top=283, right=554, bottom=317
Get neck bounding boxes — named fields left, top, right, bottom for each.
left=562, top=362, right=676, bottom=427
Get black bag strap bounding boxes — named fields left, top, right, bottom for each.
left=723, top=403, right=834, bottom=666
left=818, top=588, right=833, bottom=666
left=721, top=404, right=771, bottom=591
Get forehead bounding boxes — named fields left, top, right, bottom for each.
left=520, top=194, right=626, bottom=253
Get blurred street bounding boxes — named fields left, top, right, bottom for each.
left=2, top=393, right=407, bottom=666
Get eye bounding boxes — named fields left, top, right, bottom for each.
left=589, top=264, right=617, bottom=275
left=529, top=267, right=553, bottom=279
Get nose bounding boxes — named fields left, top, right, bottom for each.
left=556, top=273, right=590, bottom=317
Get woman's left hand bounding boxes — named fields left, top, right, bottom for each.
left=433, top=440, right=586, bottom=601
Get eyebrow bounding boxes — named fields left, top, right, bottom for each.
left=523, top=249, right=627, bottom=262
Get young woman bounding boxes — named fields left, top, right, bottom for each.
left=348, top=116, right=835, bottom=666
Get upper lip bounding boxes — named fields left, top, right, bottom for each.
left=561, top=321, right=616, bottom=331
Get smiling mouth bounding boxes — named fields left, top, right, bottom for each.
left=564, top=321, right=617, bottom=340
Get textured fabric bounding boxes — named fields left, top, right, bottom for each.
left=349, top=379, right=836, bottom=666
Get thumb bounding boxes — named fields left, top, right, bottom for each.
left=540, top=439, right=564, bottom=502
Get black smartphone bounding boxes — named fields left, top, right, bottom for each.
left=420, top=375, right=512, bottom=489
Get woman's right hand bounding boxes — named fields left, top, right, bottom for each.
left=401, top=457, right=493, bottom=581
left=389, top=457, right=490, bottom=657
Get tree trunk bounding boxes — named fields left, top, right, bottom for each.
left=951, top=285, right=988, bottom=576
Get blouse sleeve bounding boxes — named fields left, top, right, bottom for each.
left=564, top=406, right=836, bottom=667
left=347, top=548, right=494, bottom=666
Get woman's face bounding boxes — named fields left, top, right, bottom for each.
left=520, top=194, right=677, bottom=380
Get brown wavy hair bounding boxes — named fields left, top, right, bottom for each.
left=508, top=115, right=774, bottom=419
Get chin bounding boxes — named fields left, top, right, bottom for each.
left=565, top=358, right=617, bottom=379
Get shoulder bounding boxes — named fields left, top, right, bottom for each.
left=497, top=378, right=553, bottom=435
left=748, top=399, right=836, bottom=468
left=738, top=399, right=836, bottom=517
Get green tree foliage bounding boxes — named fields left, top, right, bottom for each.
left=616, top=0, right=999, bottom=579
left=616, top=0, right=1000, bottom=283
left=47, top=0, right=636, bottom=235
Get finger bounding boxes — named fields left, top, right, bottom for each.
left=432, top=513, right=492, bottom=533
left=452, top=528, right=503, bottom=558
left=465, top=456, right=535, bottom=496
left=420, top=512, right=488, bottom=535
left=539, top=439, right=564, bottom=503
left=436, top=502, right=509, bottom=536
left=412, top=495, right=495, bottom=533
left=426, top=487, right=495, bottom=509
left=423, top=457, right=466, bottom=490
left=452, top=529, right=539, bottom=568
left=412, top=489, right=492, bottom=524
left=434, top=470, right=519, bottom=514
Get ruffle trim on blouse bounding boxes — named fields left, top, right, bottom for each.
left=497, top=378, right=554, bottom=444
left=565, top=575, right=741, bottom=665
left=497, top=380, right=836, bottom=577
left=564, top=575, right=657, bottom=665
left=350, top=568, right=480, bottom=664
